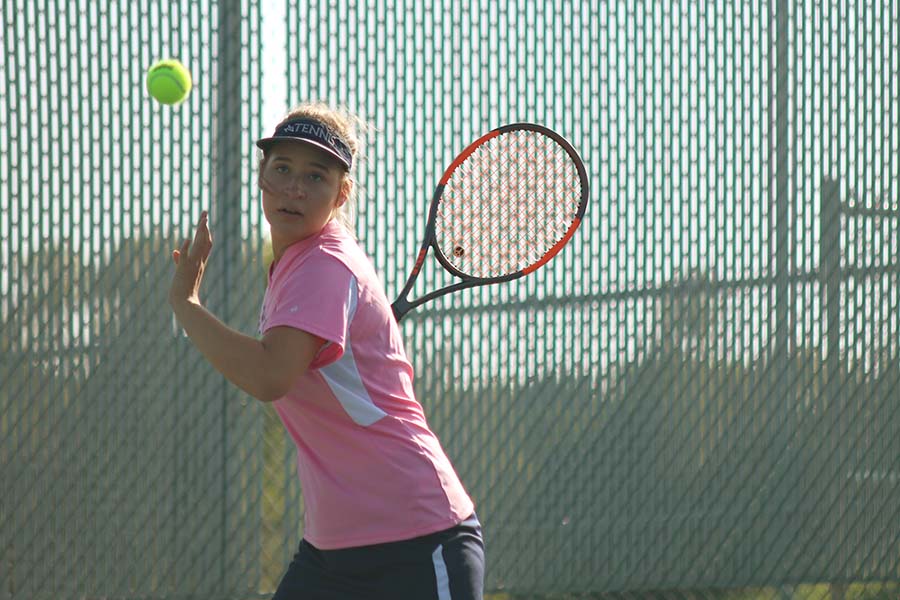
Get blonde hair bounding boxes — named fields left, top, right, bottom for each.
left=259, top=101, right=367, bottom=233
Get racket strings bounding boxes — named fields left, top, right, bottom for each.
left=436, top=130, right=583, bottom=278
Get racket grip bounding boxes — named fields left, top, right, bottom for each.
left=391, top=297, right=411, bottom=322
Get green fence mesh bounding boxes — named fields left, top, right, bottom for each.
left=2, top=1, right=898, bottom=599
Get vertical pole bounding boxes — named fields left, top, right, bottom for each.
left=771, top=0, right=791, bottom=375
left=215, top=0, right=245, bottom=591
left=766, top=0, right=795, bottom=574
left=820, top=178, right=841, bottom=396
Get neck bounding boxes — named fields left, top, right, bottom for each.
left=269, top=220, right=336, bottom=264
left=271, top=240, right=287, bottom=264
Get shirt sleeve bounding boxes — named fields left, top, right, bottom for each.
left=263, top=252, right=356, bottom=369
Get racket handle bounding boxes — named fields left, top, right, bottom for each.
left=391, top=297, right=411, bottom=322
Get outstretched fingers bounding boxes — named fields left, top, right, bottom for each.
left=170, top=211, right=211, bottom=268
left=190, top=211, right=213, bottom=260
left=173, top=238, right=190, bottom=265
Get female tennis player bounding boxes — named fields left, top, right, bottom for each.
left=168, top=102, right=484, bottom=599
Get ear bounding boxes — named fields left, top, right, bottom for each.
left=335, top=178, right=352, bottom=208
left=257, top=156, right=269, bottom=190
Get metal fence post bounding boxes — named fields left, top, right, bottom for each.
left=215, top=0, right=246, bottom=590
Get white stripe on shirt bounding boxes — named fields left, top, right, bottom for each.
left=318, top=277, right=388, bottom=426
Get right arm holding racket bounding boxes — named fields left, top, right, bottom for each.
left=392, top=123, right=590, bottom=321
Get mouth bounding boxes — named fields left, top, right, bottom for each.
left=278, top=208, right=303, bottom=217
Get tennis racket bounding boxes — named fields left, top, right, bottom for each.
left=391, top=122, right=589, bottom=321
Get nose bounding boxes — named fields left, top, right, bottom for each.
left=265, top=172, right=306, bottom=198
left=283, top=176, right=306, bottom=197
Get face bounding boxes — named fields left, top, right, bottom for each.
left=259, top=141, right=349, bottom=256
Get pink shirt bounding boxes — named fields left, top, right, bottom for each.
left=258, top=220, right=474, bottom=549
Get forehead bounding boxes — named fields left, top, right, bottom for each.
left=266, top=141, right=341, bottom=169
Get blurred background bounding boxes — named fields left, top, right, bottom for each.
left=1, top=1, right=898, bottom=599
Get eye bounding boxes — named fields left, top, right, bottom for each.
left=307, top=172, right=326, bottom=182
left=274, top=165, right=290, bottom=175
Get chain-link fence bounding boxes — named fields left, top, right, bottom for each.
left=2, top=1, right=898, bottom=599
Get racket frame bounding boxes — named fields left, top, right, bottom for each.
left=392, top=122, right=589, bottom=321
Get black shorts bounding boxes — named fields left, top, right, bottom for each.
left=272, top=514, right=485, bottom=600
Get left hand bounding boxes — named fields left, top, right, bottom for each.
left=169, top=211, right=212, bottom=306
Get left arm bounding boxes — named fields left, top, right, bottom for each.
left=168, top=212, right=324, bottom=402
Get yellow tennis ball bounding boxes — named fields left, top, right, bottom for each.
left=146, top=59, right=192, bottom=105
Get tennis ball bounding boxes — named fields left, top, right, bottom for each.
left=146, top=59, right=192, bottom=105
